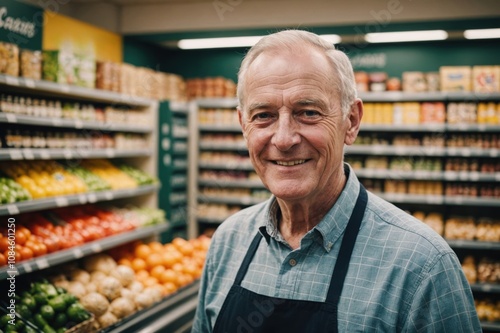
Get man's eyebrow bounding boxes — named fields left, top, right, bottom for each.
left=294, top=98, right=328, bottom=110
left=247, top=102, right=272, bottom=113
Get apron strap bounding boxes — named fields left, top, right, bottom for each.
left=234, top=232, right=262, bottom=286
left=326, top=184, right=368, bottom=304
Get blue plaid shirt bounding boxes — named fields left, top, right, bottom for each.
left=192, top=164, right=481, bottom=332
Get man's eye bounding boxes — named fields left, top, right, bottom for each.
left=253, top=113, right=272, bottom=121
left=302, top=110, right=320, bottom=117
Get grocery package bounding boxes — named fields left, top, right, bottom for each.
left=440, top=66, right=472, bottom=91
left=402, top=72, right=427, bottom=92
left=420, top=102, right=446, bottom=124
left=96, top=60, right=121, bottom=92
left=42, top=50, right=77, bottom=85
left=472, top=65, right=500, bottom=93
left=0, top=42, right=19, bottom=76
left=20, top=49, right=42, bottom=80
left=368, top=72, right=387, bottom=92
left=185, top=77, right=236, bottom=99
left=354, top=71, right=369, bottom=92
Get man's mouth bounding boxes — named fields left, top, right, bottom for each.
left=274, top=159, right=306, bottom=166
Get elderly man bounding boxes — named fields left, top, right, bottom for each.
left=192, top=30, right=480, bottom=333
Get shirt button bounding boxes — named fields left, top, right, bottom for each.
left=289, top=258, right=297, bottom=267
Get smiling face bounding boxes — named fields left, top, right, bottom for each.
left=238, top=47, right=358, bottom=204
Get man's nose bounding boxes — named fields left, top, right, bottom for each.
left=271, top=114, right=301, bottom=151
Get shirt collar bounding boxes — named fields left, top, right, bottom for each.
left=259, top=163, right=361, bottom=252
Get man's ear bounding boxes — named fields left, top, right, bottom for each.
left=344, top=99, right=363, bottom=146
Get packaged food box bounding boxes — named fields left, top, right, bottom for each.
left=420, top=102, right=446, bottom=124
left=76, top=53, right=96, bottom=89
left=0, top=42, right=19, bottom=76
left=20, top=49, right=42, bottom=80
left=96, top=60, right=121, bottom=92
left=43, top=50, right=77, bottom=85
left=402, top=72, right=427, bottom=92
left=425, top=72, right=440, bottom=92
left=472, top=66, right=500, bottom=93
left=440, top=66, right=472, bottom=92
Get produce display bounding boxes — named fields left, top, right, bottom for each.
left=0, top=176, right=31, bottom=203
left=79, top=160, right=137, bottom=190
left=0, top=161, right=87, bottom=199
left=66, top=166, right=111, bottom=192
left=49, top=236, right=210, bottom=331
left=1, top=279, right=92, bottom=333
left=119, top=165, right=157, bottom=186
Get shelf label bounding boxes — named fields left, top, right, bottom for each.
left=36, top=258, right=49, bottom=270
left=91, top=243, right=102, bottom=253
left=469, top=172, right=479, bottom=181
left=460, top=148, right=471, bottom=157
left=490, top=149, right=498, bottom=157
left=60, top=85, right=70, bottom=93
left=23, top=264, right=32, bottom=273
left=495, top=173, right=500, bottom=182
left=55, top=197, right=69, bottom=207
left=73, top=248, right=84, bottom=258
left=52, top=118, right=63, bottom=126
left=63, top=150, right=73, bottom=159
left=5, top=113, right=17, bottom=123
left=6, top=76, right=19, bottom=86
left=7, top=204, right=20, bottom=215
left=24, top=79, right=35, bottom=88
left=458, top=172, right=468, bottom=181
left=78, top=194, right=87, bottom=204
left=105, top=149, right=115, bottom=158
left=104, top=191, right=114, bottom=200
left=9, top=149, right=23, bottom=160
left=40, top=150, right=50, bottom=160
left=87, top=193, right=97, bottom=203
left=74, top=119, right=83, bottom=129
left=23, top=149, right=34, bottom=160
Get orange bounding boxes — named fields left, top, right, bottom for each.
left=172, top=263, right=184, bottom=274
left=150, top=265, right=166, bottom=280
left=142, top=276, right=159, bottom=287
left=146, top=253, right=163, bottom=270
left=135, top=269, right=150, bottom=282
left=159, top=269, right=177, bottom=284
left=149, top=241, right=164, bottom=252
left=118, top=258, right=132, bottom=267
left=0, top=253, right=6, bottom=267
left=162, top=282, right=177, bottom=295
left=131, top=258, right=147, bottom=272
left=161, top=252, right=177, bottom=268
left=134, top=244, right=152, bottom=260
left=19, top=246, right=34, bottom=261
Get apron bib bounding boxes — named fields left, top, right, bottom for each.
left=212, top=185, right=368, bottom=333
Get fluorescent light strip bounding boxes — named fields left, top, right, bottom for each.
left=365, top=30, right=448, bottom=43
left=464, top=28, right=500, bottom=40
left=178, top=36, right=264, bottom=49
left=319, top=34, right=342, bottom=44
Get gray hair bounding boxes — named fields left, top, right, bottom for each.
left=237, top=30, right=357, bottom=119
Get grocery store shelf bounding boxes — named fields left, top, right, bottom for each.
left=0, top=148, right=152, bottom=160
left=0, top=222, right=170, bottom=279
left=199, top=141, right=247, bottom=151
left=198, top=194, right=265, bottom=206
left=106, top=280, right=199, bottom=333
left=0, top=112, right=153, bottom=133
left=198, top=161, right=254, bottom=171
left=360, top=123, right=500, bottom=132
left=470, top=283, right=500, bottom=294
left=195, top=97, right=238, bottom=108
left=0, top=184, right=160, bottom=216
left=197, top=216, right=226, bottom=224
left=169, top=101, right=190, bottom=113
left=199, top=178, right=265, bottom=189
left=0, top=74, right=154, bottom=106
left=346, top=145, right=499, bottom=157
left=358, top=91, right=500, bottom=102
left=446, top=239, right=500, bottom=250
left=375, top=192, right=500, bottom=206
left=446, top=124, right=500, bottom=132
left=199, top=124, right=242, bottom=133
left=480, top=321, right=500, bottom=332
left=354, top=169, right=500, bottom=182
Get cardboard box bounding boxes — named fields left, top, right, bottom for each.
left=0, top=42, right=19, bottom=76
left=440, top=66, right=472, bottom=92
left=472, top=66, right=500, bottom=93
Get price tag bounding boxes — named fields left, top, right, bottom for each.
left=24, top=264, right=32, bottom=273
left=495, top=173, right=500, bottom=181
left=460, top=148, right=471, bottom=157
left=91, top=243, right=102, bottom=253
left=63, top=150, right=73, bottom=159
left=9, top=149, right=23, bottom=160
left=78, top=194, right=87, bottom=204
left=469, top=172, right=479, bottom=181
left=7, top=204, right=20, bottom=215
left=5, top=113, right=17, bottom=123
left=24, top=79, right=35, bottom=88
left=104, top=191, right=114, bottom=200
left=40, top=150, right=50, bottom=159
left=73, top=248, right=84, bottom=258
left=105, top=149, right=115, bottom=158
left=6, top=76, right=19, bottom=86
left=74, top=119, right=83, bottom=129
left=490, top=149, right=499, bottom=157
left=60, top=85, right=70, bottom=93
left=459, top=171, right=468, bottom=181
left=87, top=193, right=97, bottom=203
left=23, top=149, right=34, bottom=160
left=447, top=147, right=457, bottom=156
left=55, top=197, right=69, bottom=207
left=52, top=118, right=63, bottom=126
left=36, top=258, right=49, bottom=270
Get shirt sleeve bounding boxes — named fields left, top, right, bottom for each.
left=403, top=252, right=482, bottom=333
left=191, top=240, right=215, bottom=333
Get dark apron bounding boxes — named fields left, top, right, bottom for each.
left=212, top=185, right=368, bottom=333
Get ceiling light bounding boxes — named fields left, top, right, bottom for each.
left=320, top=34, right=342, bottom=44
left=364, top=30, right=448, bottom=43
left=464, top=28, right=500, bottom=40
left=178, top=36, right=264, bottom=49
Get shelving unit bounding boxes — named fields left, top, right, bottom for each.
left=0, top=74, right=197, bottom=332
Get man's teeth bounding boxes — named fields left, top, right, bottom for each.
left=276, top=160, right=305, bottom=166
